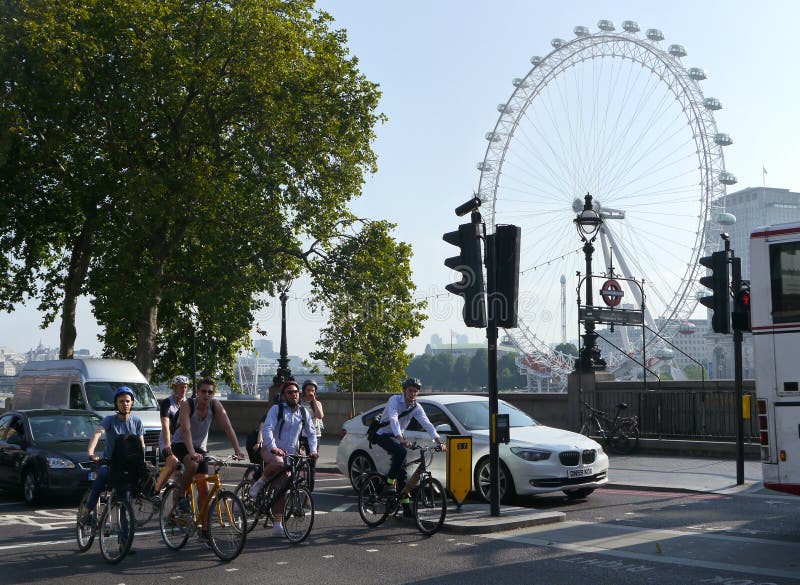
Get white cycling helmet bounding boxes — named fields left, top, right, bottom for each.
left=171, top=375, right=190, bottom=385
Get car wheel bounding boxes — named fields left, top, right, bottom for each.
left=23, top=469, right=42, bottom=506
left=563, top=487, right=595, bottom=500
left=474, top=457, right=515, bottom=504
left=348, top=451, right=376, bottom=492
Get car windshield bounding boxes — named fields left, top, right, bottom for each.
left=446, top=400, right=538, bottom=430
left=85, top=382, right=158, bottom=410
left=28, top=413, right=103, bottom=442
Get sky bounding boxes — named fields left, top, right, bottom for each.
left=2, top=0, right=800, bottom=361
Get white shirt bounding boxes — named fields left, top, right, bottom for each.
left=376, top=394, right=440, bottom=441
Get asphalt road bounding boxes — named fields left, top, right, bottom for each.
left=1, top=470, right=799, bottom=585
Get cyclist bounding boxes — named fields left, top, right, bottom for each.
left=171, top=377, right=244, bottom=542
left=83, top=386, right=145, bottom=545
left=152, top=375, right=189, bottom=501
left=373, top=377, right=446, bottom=516
left=299, top=379, right=324, bottom=490
left=248, top=379, right=318, bottom=536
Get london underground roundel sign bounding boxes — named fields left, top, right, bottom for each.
left=600, top=279, right=624, bottom=307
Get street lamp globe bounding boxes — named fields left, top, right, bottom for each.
left=574, top=193, right=602, bottom=241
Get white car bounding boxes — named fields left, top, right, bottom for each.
left=336, top=394, right=609, bottom=502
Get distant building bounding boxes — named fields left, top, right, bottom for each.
left=424, top=342, right=518, bottom=359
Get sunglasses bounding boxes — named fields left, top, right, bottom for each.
left=198, top=389, right=215, bottom=395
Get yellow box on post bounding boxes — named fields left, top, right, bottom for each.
left=446, top=435, right=472, bottom=505
left=742, top=393, right=751, bottom=420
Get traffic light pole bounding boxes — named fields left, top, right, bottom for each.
left=485, top=224, right=500, bottom=517
left=731, top=254, right=744, bottom=485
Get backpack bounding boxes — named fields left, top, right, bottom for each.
left=366, top=402, right=418, bottom=449
left=276, top=400, right=307, bottom=439
left=109, top=434, right=148, bottom=492
left=245, top=413, right=268, bottom=464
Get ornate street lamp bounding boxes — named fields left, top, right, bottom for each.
left=574, top=193, right=607, bottom=372
left=273, top=289, right=293, bottom=385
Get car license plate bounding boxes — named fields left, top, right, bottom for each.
left=568, top=467, right=592, bottom=478
left=88, top=472, right=97, bottom=481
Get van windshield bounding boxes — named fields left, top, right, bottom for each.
left=85, top=382, right=158, bottom=411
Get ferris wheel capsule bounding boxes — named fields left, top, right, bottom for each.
left=485, top=132, right=503, bottom=142
left=622, top=21, right=640, bottom=33
left=530, top=56, right=542, bottom=66
left=669, top=44, right=687, bottom=57
left=512, top=77, right=529, bottom=88
left=551, top=38, right=565, bottom=49
left=688, top=67, right=707, bottom=80
left=597, top=20, right=615, bottom=31
left=715, top=211, right=737, bottom=226
left=678, top=321, right=696, bottom=335
left=714, top=133, right=733, bottom=146
left=718, top=171, right=737, bottom=185
left=646, top=29, right=664, bottom=41
left=574, top=26, right=590, bottom=37
left=704, top=97, right=722, bottom=110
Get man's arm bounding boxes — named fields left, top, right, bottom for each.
left=414, top=407, right=445, bottom=448
left=159, top=399, right=172, bottom=455
left=214, top=400, right=244, bottom=458
left=304, top=411, right=319, bottom=457
left=385, top=396, right=405, bottom=441
left=263, top=406, right=279, bottom=452
left=87, top=426, right=105, bottom=461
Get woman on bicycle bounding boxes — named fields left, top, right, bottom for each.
left=374, top=378, right=446, bottom=516
left=299, top=379, right=324, bottom=490
left=248, top=380, right=318, bottom=536
left=83, top=387, right=145, bottom=528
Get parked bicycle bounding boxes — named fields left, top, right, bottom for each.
left=235, top=452, right=314, bottom=544
left=580, top=401, right=640, bottom=454
left=159, top=455, right=247, bottom=561
left=357, top=443, right=446, bottom=536
left=75, top=460, right=135, bottom=564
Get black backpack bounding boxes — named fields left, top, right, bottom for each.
left=366, top=403, right=417, bottom=449
left=276, top=400, right=307, bottom=438
left=109, top=434, right=148, bottom=492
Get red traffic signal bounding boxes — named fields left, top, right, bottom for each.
left=732, top=283, right=751, bottom=332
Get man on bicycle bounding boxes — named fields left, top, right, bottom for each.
left=171, top=377, right=243, bottom=541
left=83, top=387, right=145, bottom=536
left=248, top=379, right=318, bottom=536
left=374, top=377, right=446, bottom=516
left=152, top=374, right=189, bottom=501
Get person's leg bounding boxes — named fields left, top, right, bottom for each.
left=155, top=453, right=179, bottom=493
left=375, top=434, right=407, bottom=488
left=86, top=464, right=110, bottom=510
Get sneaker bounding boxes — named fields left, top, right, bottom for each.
left=272, top=521, right=284, bottom=537
left=248, top=479, right=265, bottom=499
left=177, top=496, right=191, bottom=515
left=402, top=503, right=414, bottom=519
left=382, top=480, right=397, bottom=496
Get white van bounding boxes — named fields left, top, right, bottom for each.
left=14, top=359, right=162, bottom=446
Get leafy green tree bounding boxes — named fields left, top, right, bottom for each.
left=310, top=221, right=427, bottom=392
left=0, top=1, right=382, bottom=380
left=498, top=352, right=525, bottom=390
left=428, top=353, right=455, bottom=390
left=406, top=354, right=432, bottom=384
left=452, top=355, right=471, bottom=390
left=469, top=349, right=489, bottom=389
left=555, top=342, right=579, bottom=358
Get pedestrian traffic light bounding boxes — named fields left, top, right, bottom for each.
left=732, top=282, right=751, bottom=332
left=699, top=250, right=730, bottom=334
left=486, top=224, right=521, bottom=328
left=444, top=223, right=487, bottom=328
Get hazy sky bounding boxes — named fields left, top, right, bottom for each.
left=2, top=1, right=799, bottom=360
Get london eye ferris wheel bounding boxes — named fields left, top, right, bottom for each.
left=475, top=20, right=735, bottom=390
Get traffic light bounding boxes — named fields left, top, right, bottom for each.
left=699, top=250, right=730, bottom=334
left=486, top=224, right=521, bottom=328
left=444, top=223, right=487, bottom=328
left=732, top=282, right=751, bottom=332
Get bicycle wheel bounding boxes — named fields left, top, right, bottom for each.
left=609, top=422, right=641, bottom=454
left=98, top=497, right=134, bottom=564
left=159, top=483, right=190, bottom=550
left=297, top=459, right=314, bottom=491
left=75, top=490, right=96, bottom=552
left=233, top=477, right=261, bottom=533
left=207, top=490, right=247, bottom=562
left=413, top=478, right=446, bottom=536
left=358, top=473, right=390, bottom=527
left=579, top=417, right=601, bottom=439
left=132, top=492, right=155, bottom=527
left=282, top=486, right=314, bottom=544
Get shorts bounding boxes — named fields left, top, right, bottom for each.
left=171, top=443, right=208, bottom=475
left=259, top=447, right=285, bottom=468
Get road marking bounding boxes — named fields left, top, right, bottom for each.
left=366, top=549, right=379, bottom=552
left=482, top=521, right=800, bottom=580
left=331, top=503, right=355, bottom=512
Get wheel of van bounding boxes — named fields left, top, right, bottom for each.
left=474, top=457, right=515, bottom=504
left=23, top=469, right=42, bottom=506
left=348, top=451, right=376, bottom=492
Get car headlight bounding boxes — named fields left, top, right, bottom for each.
left=46, top=457, right=76, bottom=469
left=510, top=447, right=551, bottom=461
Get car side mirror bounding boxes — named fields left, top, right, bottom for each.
left=435, top=423, right=452, bottom=434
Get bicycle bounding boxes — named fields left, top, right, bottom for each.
left=580, top=401, right=640, bottom=454
left=357, top=443, right=446, bottom=536
left=75, top=460, right=136, bottom=564
left=234, top=452, right=315, bottom=543
left=159, top=455, right=247, bottom=561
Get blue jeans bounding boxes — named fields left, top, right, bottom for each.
left=374, top=433, right=407, bottom=490
left=87, top=464, right=132, bottom=524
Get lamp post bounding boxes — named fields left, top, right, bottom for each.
left=273, top=290, right=293, bottom=385
left=186, top=303, right=199, bottom=396
left=574, top=193, right=606, bottom=372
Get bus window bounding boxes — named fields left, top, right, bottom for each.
left=769, top=242, right=800, bottom=323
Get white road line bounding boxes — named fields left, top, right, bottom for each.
left=330, top=503, right=355, bottom=512
left=482, top=521, right=800, bottom=581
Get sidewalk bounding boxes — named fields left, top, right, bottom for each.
left=209, top=434, right=771, bottom=534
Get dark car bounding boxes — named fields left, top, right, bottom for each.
left=0, top=409, right=104, bottom=505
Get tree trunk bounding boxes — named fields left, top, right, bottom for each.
left=59, top=216, right=95, bottom=359
left=135, top=300, right=160, bottom=381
